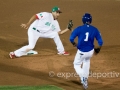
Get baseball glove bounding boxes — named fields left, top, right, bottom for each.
left=94, top=48, right=101, bottom=54
left=67, top=20, right=73, bottom=30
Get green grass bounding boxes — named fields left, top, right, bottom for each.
left=0, top=85, right=64, bottom=90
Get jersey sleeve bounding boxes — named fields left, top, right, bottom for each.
left=36, top=12, right=45, bottom=19
left=35, top=15, right=39, bottom=19
left=95, top=29, right=103, bottom=46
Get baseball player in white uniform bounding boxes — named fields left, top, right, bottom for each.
left=9, top=6, right=72, bottom=59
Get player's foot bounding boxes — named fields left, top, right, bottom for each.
left=57, top=51, right=70, bottom=55
left=82, top=77, right=88, bottom=90
left=9, top=52, right=16, bottom=59
left=63, top=52, right=70, bottom=55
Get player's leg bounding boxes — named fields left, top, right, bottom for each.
left=81, top=59, right=90, bottom=89
left=82, top=49, right=94, bottom=78
left=73, top=50, right=85, bottom=83
left=81, top=49, right=94, bottom=89
left=42, top=32, right=69, bottom=55
left=73, top=50, right=89, bottom=89
left=53, top=32, right=69, bottom=55
left=82, top=59, right=90, bottom=79
left=53, top=33, right=64, bottom=53
left=9, top=27, right=40, bottom=58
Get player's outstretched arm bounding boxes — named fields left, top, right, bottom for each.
left=58, top=20, right=73, bottom=35
left=58, top=28, right=70, bottom=35
left=21, top=14, right=36, bottom=29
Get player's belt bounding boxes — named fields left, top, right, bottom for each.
left=33, top=27, right=40, bottom=33
left=32, top=27, right=49, bottom=34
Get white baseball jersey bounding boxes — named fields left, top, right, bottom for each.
left=31, top=12, right=61, bottom=33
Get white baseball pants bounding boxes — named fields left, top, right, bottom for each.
left=73, top=49, right=94, bottom=80
left=14, top=27, right=65, bottom=57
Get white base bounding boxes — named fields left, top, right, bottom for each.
left=27, top=50, right=38, bottom=55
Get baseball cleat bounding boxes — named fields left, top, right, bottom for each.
left=9, top=52, right=16, bottom=59
left=82, top=77, right=88, bottom=90
left=57, top=51, right=70, bottom=55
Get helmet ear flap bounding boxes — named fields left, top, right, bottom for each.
left=82, top=13, right=92, bottom=24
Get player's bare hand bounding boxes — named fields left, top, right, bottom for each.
left=20, top=23, right=30, bottom=29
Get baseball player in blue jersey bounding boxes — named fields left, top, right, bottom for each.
left=70, top=13, right=103, bottom=90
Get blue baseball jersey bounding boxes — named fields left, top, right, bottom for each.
left=70, top=24, right=103, bottom=52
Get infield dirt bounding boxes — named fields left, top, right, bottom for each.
left=0, top=0, right=120, bottom=90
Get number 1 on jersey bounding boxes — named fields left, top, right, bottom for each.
left=84, top=32, right=89, bottom=41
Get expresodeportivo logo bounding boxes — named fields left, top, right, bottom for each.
left=49, top=71, right=119, bottom=79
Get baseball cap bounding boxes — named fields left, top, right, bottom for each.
left=52, top=6, right=62, bottom=13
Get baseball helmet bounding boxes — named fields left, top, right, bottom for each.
left=82, top=13, right=92, bottom=24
